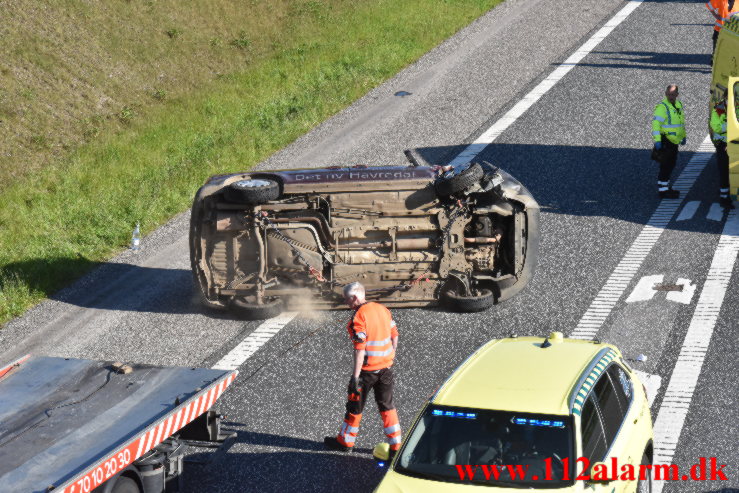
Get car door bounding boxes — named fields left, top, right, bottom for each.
left=728, top=77, right=739, bottom=198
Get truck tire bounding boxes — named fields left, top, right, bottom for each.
left=435, top=163, right=484, bottom=197
left=111, top=476, right=141, bottom=493
left=229, top=296, right=284, bottom=320
left=443, top=288, right=494, bottom=312
left=224, top=178, right=280, bottom=205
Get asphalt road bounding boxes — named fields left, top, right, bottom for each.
left=1, top=0, right=737, bottom=491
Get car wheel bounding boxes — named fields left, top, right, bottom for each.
left=443, top=288, right=494, bottom=312
left=111, top=476, right=141, bottom=493
left=637, top=453, right=652, bottom=493
left=224, top=178, right=280, bottom=205
left=229, top=296, right=284, bottom=320
left=434, top=163, right=484, bottom=197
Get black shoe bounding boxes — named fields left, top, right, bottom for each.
left=324, top=436, right=353, bottom=452
left=388, top=449, right=397, bottom=462
left=658, top=188, right=680, bottom=199
left=720, top=197, right=735, bottom=210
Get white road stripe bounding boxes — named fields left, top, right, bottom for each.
left=665, top=278, right=696, bottom=305
left=706, top=202, right=724, bottom=221
left=212, top=312, right=298, bottom=371
left=448, top=0, right=644, bottom=166
left=570, top=138, right=714, bottom=339
left=675, top=201, right=700, bottom=221
left=625, top=275, right=663, bottom=303
left=652, top=211, right=739, bottom=493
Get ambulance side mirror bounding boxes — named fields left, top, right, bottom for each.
left=373, top=442, right=390, bottom=462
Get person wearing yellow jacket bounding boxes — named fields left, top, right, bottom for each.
left=710, top=99, right=734, bottom=209
left=651, top=85, right=686, bottom=199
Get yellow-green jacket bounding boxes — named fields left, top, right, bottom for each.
left=710, top=107, right=727, bottom=142
left=652, top=98, right=686, bottom=145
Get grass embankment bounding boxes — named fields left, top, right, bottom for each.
left=0, top=0, right=502, bottom=325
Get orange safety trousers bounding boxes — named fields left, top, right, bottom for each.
left=335, top=367, right=402, bottom=450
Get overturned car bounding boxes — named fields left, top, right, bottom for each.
left=190, top=161, right=539, bottom=319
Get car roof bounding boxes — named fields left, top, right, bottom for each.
left=432, top=335, right=620, bottom=415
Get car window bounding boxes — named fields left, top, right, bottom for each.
left=607, top=364, right=632, bottom=411
left=581, top=395, right=608, bottom=463
left=592, top=372, right=626, bottom=445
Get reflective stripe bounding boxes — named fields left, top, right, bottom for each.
left=366, top=337, right=391, bottom=347
left=659, top=186, right=669, bottom=192
left=390, top=320, right=397, bottom=328
left=388, top=435, right=402, bottom=445
left=714, top=135, right=727, bottom=142
left=667, top=132, right=677, bottom=136
left=384, top=424, right=401, bottom=434
left=653, top=115, right=665, bottom=122
left=366, top=347, right=393, bottom=357
left=652, top=131, right=661, bottom=136
left=721, top=188, right=730, bottom=193
left=345, top=425, right=359, bottom=433
left=662, top=124, right=684, bottom=129
left=342, top=434, right=356, bottom=443
left=658, top=181, right=669, bottom=186
left=721, top=123, right=727, bottom=132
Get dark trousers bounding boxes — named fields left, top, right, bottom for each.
left=657, top=137, right=679, bottom=184
left=346, top=366, right=395, bottom=416
left=713, top=29, right=719, bottom=54
left=714, top=141, right=730, bottom=193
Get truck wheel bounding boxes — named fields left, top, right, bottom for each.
left=229, top=296, right=284, bottom=320
left=637, top=453, right=651, bottom=493
left=111, top=476, right=141, bottom=493
left=443, top=288, right=494, bottom=312
left=224, top=178, right=280, bottom=205
left=435, top=163, right=483, bottom=197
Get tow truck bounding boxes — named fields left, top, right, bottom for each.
left=710, top=14, right=739, bottom=198
left=0, top=354, right=237, bottom=493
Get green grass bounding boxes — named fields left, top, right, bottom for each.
left=0, top=0, right=502, bottom=325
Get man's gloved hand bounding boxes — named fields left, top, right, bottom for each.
left=654, top=141, right=663, bottom=150
left=681, top=137, right=686, bottom=145
left=348, top=376, right=361, bottom=395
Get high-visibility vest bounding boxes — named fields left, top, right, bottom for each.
left=706, top=0, right=739, bottom=31
left=346, top=302, right=398, bottom=371
left=652, top=99, right=686, bottom=145
left=710, top=106, right=727, bottom=142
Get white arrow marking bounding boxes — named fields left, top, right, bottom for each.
left=625, top=275, right=663, bottom=303
left=706, top=203, right=723, bottom=221
left=675, top=201, right=700, bottom=221
left=665, top=278, right=696, bottom=304
left=632, top=370, right=662, bottom=406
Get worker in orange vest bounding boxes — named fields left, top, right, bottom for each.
left=324, top=282, right=402, bottom=455
left=707, top=0, right=739, bottom=53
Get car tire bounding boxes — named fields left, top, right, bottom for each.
left=229, top=296, right=284, bottom=320
left=224, top=178, right=280, bottom=205
left=443, top=288, right=494, bottom=312
left=111, top=476, right=141, bottom=493
left=637, top=453, right=652, bottom=493
left=435, top=163, right=484, bottom=197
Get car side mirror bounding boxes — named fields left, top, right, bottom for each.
left=587, top=461, right=614, bottom=484
left=373, top=442, right=390, bottom=461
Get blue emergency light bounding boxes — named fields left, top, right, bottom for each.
left=513, top=417, right=565, bottom=428
left=431, top=409, right=477, bottom=419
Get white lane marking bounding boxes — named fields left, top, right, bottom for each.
left=633, top=370, right=662, bottom=406
left=625, top=275, right=663, bottom=303
left=706, top=202, right=724, bottom=221
left=448, top=0, right=644, bottom=166
left=652, top=211, right=739, bottom=493
left=665, top=278, right=696, bottom=305
left=212, top=312, right=298, bottom=370
left=675, top=201, right=700, bottom=221
left=570, top=138, right=714, bottom=339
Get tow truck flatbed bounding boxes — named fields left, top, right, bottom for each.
left=0, top=355, right=236, bottom=493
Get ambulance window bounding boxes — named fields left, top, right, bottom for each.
left=734, top=82, right=739, bottom=124
left=593, top=372, right=626, bottom=445
left=580, top=395, right=608, bottom=463
left=607, top=364, right=632, bottom=410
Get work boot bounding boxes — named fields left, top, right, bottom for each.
left=324, top=436, right=353, bottom=452
left=658, top=188, right=680, bottom=199
left=720, top=197, right=735, bottom=210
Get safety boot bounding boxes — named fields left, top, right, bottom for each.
left=324, top=436, right=353, bottom=452
left=720, top=197, right=735, bottom=210
left=658, top=188, right=680, bottom=199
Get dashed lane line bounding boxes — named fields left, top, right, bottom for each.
left=448, top=0, right=644, bottom=166
left=652, top=210, right=739, bottom=493
left=210, top=0, right=648, bottom=372
left=570, top=138, right=714, bottom=340
left=212, top=312, right=298, bottom=371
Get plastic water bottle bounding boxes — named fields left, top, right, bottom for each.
left=131, top=222, right=141, bottom=251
